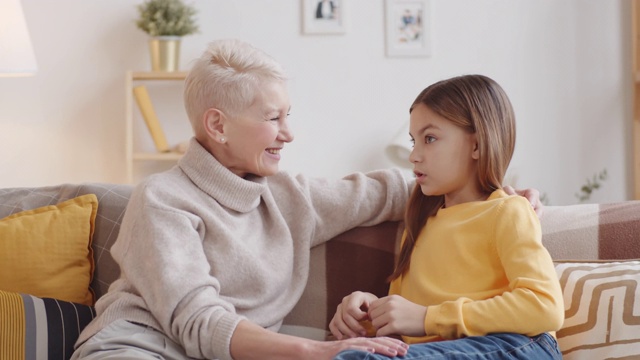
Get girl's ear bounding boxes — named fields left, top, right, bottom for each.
left=202, top=108, right=226, bottom=143
left=471, top=134, right=480, bottom=160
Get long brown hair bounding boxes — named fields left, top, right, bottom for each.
left=389, top=74, right=516, bottom=281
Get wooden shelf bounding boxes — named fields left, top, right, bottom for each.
left=133, top=152, right=183, bottom=161
left=131, top=71, right=188, bottom=80
left=125, top=70, right=187, bottom=183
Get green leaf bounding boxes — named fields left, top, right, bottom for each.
left=136, top=0, right=199, bottom=37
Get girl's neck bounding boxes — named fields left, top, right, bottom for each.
left=443, top=188, right=491, bottom=209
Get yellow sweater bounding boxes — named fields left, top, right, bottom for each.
left=389, top=189, right=564, bottom=344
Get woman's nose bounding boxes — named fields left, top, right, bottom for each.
left=279, top=119, right=294, bottom=143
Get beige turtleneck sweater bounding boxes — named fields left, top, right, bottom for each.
left=76, top=138, right=412, bottom=360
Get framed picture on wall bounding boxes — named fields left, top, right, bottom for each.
left=385, top=0, right=431, bottom=57
left=302, top=0, right=346, bottom=34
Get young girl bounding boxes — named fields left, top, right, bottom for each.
left=329, top=75, right=564, bottom=359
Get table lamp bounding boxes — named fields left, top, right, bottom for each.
left=386, top=121, right=412, bottom=168
left=0, top=0, right=37, bottom=77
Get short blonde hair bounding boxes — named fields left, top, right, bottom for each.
left=183, top=39, right=288, bottom=135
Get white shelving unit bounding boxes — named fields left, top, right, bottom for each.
left=125, top=70, right=188, bottom=183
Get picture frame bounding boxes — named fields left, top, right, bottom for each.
left=385, top=0, right=431, bottom=57
left=302, top=0, right=346, bottom=35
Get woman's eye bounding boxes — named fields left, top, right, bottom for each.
left=425, top=136, right=436, bottom=144
left=270, top=113, right=290, bottom=122
left=409, top=138, right=415, bottom=148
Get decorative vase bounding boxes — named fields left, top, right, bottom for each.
left=148, top=36, right=181, bottom=72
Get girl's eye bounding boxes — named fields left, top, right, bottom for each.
left=409, top=138, right=415, bottom=148
left=425, top=136, right=436, bottom=144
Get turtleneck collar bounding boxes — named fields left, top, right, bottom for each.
left=178, top=138, right=268, bottom=213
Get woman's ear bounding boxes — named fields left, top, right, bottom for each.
left=202, top=108, right=226, bottom=143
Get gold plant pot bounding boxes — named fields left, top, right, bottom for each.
left=148, top=36, right=181, bottom=72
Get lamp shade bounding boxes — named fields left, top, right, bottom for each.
left=386, top=121, right=412, bottom=168
left=0, top=0, right=37, bottom=76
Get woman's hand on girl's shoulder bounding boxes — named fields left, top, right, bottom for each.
left=503, top=186, right=544, bottom=217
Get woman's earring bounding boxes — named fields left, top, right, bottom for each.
left=220, top=137, right=226, bottom=143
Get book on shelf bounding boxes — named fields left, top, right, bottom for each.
left=132, top=85, right=170, bottom=153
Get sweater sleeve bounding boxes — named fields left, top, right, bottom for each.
left=424, top=197, right=565, bottom=339
left=111, top=185, right=243, bottom=360
left=274, top=168, right=412, bottom=247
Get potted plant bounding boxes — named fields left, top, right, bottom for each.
left=135, top=0, right=199, bottom=72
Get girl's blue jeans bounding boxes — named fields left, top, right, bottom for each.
left=333, top=333, right=562, bottom=360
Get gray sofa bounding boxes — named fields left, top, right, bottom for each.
left=1, top=183, right=639, bottom=360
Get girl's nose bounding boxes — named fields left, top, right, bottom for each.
left=409, top=147, right=420, bottom=163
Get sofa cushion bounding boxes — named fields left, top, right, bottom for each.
left=0, top=195, right=97, bottom=306
left=555, top=260, right=640, bottom=359
left=542, top=201, right=640, bottom=260
left=281, top=221, right=402, bottom=340
left=0, top=290, right=95, bottom=360
left=0, top=183, right=132, bottom=300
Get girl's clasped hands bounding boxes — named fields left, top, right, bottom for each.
left=330, top=291, right=427, bottom=340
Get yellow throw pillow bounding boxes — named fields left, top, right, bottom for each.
left=0, top=194, right=98, bottom=306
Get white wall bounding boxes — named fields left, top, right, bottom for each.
left=0, top=0, right=632, bottom=205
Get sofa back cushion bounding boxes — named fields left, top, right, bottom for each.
left=281, top=221, right=402, bottom=340
left=541, top=202, right=640, bottom=260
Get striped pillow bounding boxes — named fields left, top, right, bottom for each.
left=555, top=260, right=640, bottom=359
left=0, top=290, right=95, bottom=360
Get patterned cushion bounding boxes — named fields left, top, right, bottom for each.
left=0, top=290, right=96, bottom=360
left=555, top=260, right=640, bottom=359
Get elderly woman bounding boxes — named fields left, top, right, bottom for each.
left=72, top=39, right=541, bottom=360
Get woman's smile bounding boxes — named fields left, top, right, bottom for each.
left=265, top=147, right=282, bottom=159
